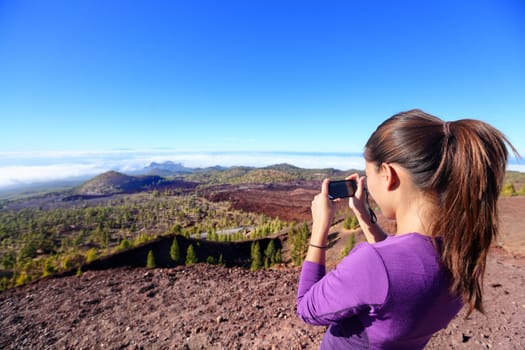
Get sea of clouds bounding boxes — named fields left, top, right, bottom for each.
left=1, top=149, right=523, bottom=190
left=0, top=150, right=368, bottom=190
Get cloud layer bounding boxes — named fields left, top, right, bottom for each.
left=1, top=150, right=523, bottom=190
left=0, top=150, right=367, bottom=189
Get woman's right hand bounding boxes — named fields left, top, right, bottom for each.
left=347, top=173, right=387, bottom=243
left=347, top=173, right=369, bottom=219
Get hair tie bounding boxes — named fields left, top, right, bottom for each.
left=443, top=121, right=451, bottom=137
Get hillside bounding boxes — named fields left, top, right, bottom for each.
left=1, top=232, right=523, bottom=349
left=76, top=171, right=165, bottom=195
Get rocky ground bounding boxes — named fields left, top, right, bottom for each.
left=0, top=247, right=525, bottom=349
left=1, top=246, right=524, bottom=350
left=1, top=187, right=524, bottom=349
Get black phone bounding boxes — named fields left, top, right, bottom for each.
left=328, top=179, right=357, bottom=199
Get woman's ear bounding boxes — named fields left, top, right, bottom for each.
left=381, top=163, right=400, bottom=191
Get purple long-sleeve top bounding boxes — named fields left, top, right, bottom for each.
left=297, top=233, right=463, bottom=350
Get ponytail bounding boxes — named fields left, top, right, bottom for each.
left=433, top=119, right=515, bottom=315
left=365, top=109, right=519, bottom=315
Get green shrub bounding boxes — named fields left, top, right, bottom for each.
left=170, top=237, right=181, bottom=263
left=146, top=250, right=156, bottom=268
left=501, top=182, right=516, bottom=196
left=170, top=224, right=182, bottom=235
left=0, top=277, right=9, bottom=292
left=518, top=183, right=525, bottom=196
left=273, top=249, right=282, bottom=264
left=86, top=248, right=98, bottom=263
left=250, top=241, right=263, bottom=271
left=185, top=244, right=197, bottom=265
left=15, top=271, right=29, bottom=287
left=264, top=240, right=281, bottom=268
left=1, top=251, right=16, bottom=269
left=290, top=222, right=310, bottom=266
left=116, top=239, right=132, bottom=251
left=61, top=253, right=86, bottom=271
left=343, top=216, right=359, bottom=230
left=340, top=233, right=356, bottom=259
left=134, top=233, right=153, bottom=246
left=42, top=258, right=56, bottom=277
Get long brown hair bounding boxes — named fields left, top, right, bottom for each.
left=364, top=109, right=519, bottom=315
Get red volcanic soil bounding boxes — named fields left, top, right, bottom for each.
left=1, top=185, right=524, bottom=349
left=202, top=181, right=321, bottom=222
left=497, top=196, right=525, bottom=256
left=1, top=249, right=523, bottom=349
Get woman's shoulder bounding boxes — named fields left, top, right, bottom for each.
left=375, top=232, right=435, bottom=249
left=372, top=233, right=442, bottom=268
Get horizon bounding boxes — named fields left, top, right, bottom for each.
left=1, top=1, right=524, bottom=188
left=1, top=149, right=524, bottom=192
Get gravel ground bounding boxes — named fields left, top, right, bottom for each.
left=1, top=247, right=524, bottom=350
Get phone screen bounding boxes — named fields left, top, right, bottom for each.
left=328, top=179, right=357, bottom=199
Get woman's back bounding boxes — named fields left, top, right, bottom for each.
left=298, top=233, right=463, bottom=349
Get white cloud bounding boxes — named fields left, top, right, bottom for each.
left=0, top=150, right=366, bottom=189
left=0, top=164, right=104, bottom=188
left=0, top=149, right=522, bottom=190
left=508, top=163, right=525, bottom=173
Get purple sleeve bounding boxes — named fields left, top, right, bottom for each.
left=296, top=243, right=389, bottom=326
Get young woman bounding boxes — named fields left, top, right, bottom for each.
left=297, top=109, right=518, bottom=349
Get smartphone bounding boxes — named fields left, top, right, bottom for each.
left=328, top=179, right=357, bottom=199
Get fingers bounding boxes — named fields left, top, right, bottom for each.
left=311, top=178, right=335, bottom=226
left=345, top=173, right=366, bottom=199
left=312, top=178, right=330, bottom=208
left=321, top=178, right=330, bottom=195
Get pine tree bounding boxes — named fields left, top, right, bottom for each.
left=86, top=248, right=98, bottom=263
left=170, top=223, right=182, bottom=235
left=264, top=240, right=277, bottom=268
left=170, top=237, right=181, bottom=263
left=350, top=216, right=359, bottom=229
left=185, top=244, right=198, bottom=265
left=290, top=222, right=310, bottom=266
left=519, top=183, right=525, bottom=196
left=340, top=233, right=356, bottom=259
left=273, top=249, right=282, bottom=264
left=15, top=271, right=29, bottom=287
left=343, top=215, right=360, bottom=230
left=501, top=182, right=516, bottom=196
left=146, top=249, right=156, bottom=268
left=250, top=241, right=263, bottom=271
left=42, top=258, right=56, bottom=277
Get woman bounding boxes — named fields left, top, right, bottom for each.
left=296, top=109, right=518, bottom=349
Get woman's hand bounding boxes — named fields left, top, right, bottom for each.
left=306, top=178, right=336, bottom=264
left=347, top=173, right=387, bottom=243
left=347, top=173, right=369, bottom=219
left=310, top=179, right=336, bottom=242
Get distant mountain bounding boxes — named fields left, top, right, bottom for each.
left=77, top=171, right=165, bottom=195
left=264, top=163, right=302, bottom=171
left=139, top=161, right=194, bottom=176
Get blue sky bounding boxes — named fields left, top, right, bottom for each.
left=0, top=0, right=524, bottom=187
